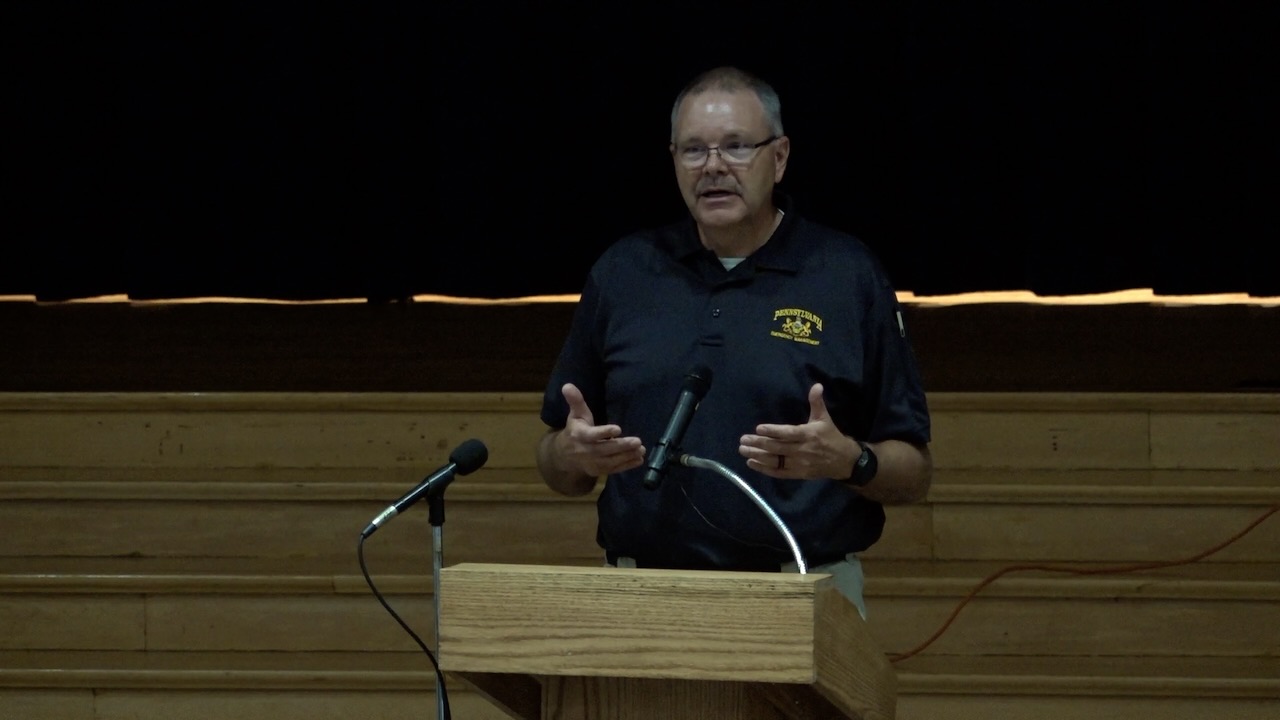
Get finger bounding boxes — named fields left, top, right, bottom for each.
left=807, top=382, right=829, bottom=423
left=599, top=445, right=647, bottom=472
left=561, top=383, right=594, bottom=425
left=742, top=432, right=799, bottom=452
left=744, top=454, right=790, bottom=477
left=582, top=440, right=646, bottom=476
left=739, top=442, right=778, bottom=466
left=578, top=424, right=628, bottom=444
left=748, top=424, right=801, bottom=442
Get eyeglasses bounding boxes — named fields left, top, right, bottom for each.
left=674, top=136, right=778, bottom=168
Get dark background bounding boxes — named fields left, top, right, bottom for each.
left=4, top=1, right=1276, bottom=301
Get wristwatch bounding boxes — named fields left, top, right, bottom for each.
left=847, top=441, right=878, bottom=488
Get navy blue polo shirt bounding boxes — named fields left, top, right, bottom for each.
left=540, top=191, right=931, bottom=571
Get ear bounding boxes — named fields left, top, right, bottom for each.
left=773, top=135, right=790, bottom=182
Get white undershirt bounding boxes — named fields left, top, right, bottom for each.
left=718, top=209, right=783, bottom=270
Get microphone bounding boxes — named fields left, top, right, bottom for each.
left=642, top=365, right=713, bottom=490
left=361, top=438, right=488, bottom=538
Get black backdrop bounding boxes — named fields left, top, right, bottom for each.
left=5, top=1, right=1276, bottom=301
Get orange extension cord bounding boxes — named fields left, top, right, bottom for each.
left=888, top=503, right=1280, bottom=663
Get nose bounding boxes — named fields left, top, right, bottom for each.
left=702, top=147, right=730, bottom=173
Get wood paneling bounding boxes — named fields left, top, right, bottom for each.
left=896, top=696, right=1280, bottom=720
left=92, top=690, right=512, bottom=720
left=145, top=595, right=434, bottom=653
left=869, top=595, right=1280, bottom=657
left=2, top=488, right=1272, bottom=570
left=0, top=691, right=94, bottom=720
left=5, top=564, right=1274, bottom=659
left=0, top=405, right=547, bottom=470
left=1153, top=413, right=1280, bottom=468
left=930, top=410, right=1152, bottom=469
left=932, top=503, right=1280, bottom=562
left=4, top=392, right=1277, bottom=472
left=0, top=499, right=602, bottom=569
left=0, top=596, right=144, bottom=651
left=1, top=390, right=1278, bottom=717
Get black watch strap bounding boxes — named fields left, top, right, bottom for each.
left=848, top=441, right=878, bottom=487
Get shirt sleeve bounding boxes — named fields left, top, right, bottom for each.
left=862, top=260, right=932, bottom=445
left=539, top=269, right=609, bottom=430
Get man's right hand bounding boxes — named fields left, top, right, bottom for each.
left=536, top=383, right=646, bottom=496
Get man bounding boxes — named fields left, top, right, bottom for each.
left=535, top=65, right=932, bottom=618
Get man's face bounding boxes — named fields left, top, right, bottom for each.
left=670, top=89, right=789, bottom=230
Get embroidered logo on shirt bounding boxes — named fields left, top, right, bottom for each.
left=771, top=308, right=822, bottom=346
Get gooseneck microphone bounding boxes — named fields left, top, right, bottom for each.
left=642, top=365, right=713, bottom=490
left=361, top=438, right=489, bottom=538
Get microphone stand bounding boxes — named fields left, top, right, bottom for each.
left=678, top=454, right=808, bottom=574
left=427, top=494, right=447, bottom=720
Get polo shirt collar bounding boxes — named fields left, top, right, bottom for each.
left=668, top=189, right=801, bottom=272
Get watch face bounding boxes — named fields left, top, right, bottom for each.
left=850, top=443, right=877, bottom=487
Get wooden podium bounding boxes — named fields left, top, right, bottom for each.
left=437, top=562, right=896, bottom=720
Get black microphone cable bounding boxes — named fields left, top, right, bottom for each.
left=354, top=439, right=489, bottom=720
left=358, top=533, right=452, bottom=719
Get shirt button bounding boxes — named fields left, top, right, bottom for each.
left=712, top=308, right=721, bottom=317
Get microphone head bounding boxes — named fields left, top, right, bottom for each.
left=449, top=438, right=489, bottom=475
left=683, top=364, right=713, bottom=399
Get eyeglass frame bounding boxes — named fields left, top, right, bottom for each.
left=671, top=135, right=780, bottom=168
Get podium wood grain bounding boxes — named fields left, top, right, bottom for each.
left=438, top=562, right=895, bottom=720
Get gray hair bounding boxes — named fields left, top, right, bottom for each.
left=669, top=66, right=784, bottom=142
